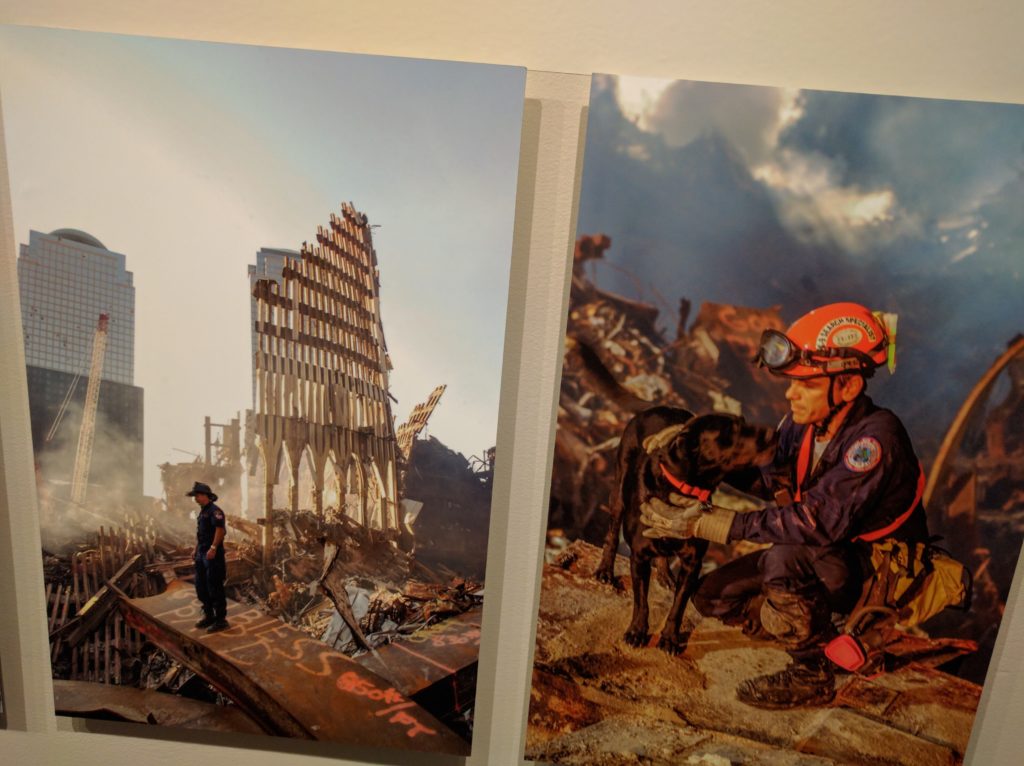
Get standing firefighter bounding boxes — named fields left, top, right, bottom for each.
left=642, top=302, right=930, bottom=708
left=188, top=480, right=229, bottom=633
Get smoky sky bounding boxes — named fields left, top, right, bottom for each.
left=780, top=91, right=1024, bottom=219
left=577, top=76, right=1024, bottom=460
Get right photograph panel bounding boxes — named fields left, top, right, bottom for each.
left=526, top=75, right=1024, bottom=765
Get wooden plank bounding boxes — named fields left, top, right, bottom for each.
left=81, top=555, right=92, bottom=601
left=99, top=527, right=109, bottom=581
left=103, top=616, right=111, bottom=684
left=47, top=583, right=61, bottom=633
left=54, top=586, right=73, bottom=661
left=72, top=552, right=82, bottom=679
left=52, top=554, right=143, bottom=647
left=49, top=585, right=64, bottom=663
left=114, top=612, right=122, bottom=685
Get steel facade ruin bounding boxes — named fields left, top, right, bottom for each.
left=250, top=203, right=399, bottom=530
left=396, top=384, right=446, bottom=460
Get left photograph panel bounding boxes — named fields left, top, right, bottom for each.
left=0, top=24, right=525, bottom=755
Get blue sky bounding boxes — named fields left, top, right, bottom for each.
left=0, top=25, right=524, bottom=497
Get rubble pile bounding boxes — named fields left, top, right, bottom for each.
left=41, top=483, right=486, bottom=743
left=528, top=540, right=981, bottom=766
left=403, top=436, right=494, bottom=580
left=552, top=233, right=788, bottom=543
left=972, top=359, right=1024, bottom=600
left=322, top=578, right=483, bottom=654
left=316, top=512, right=412, bottom=585
left=912, top=342, right=1024, bottom=683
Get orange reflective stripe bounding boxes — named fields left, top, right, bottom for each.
left=853, top=463, right=925, bottom=543
left=794, top=426, right=814, bottom=502
left=792, top=425, right=924, bottom=542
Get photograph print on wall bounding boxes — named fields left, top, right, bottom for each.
left=526, top=74, right=1024, bottom=765
left=0, top=24, right=524, bottom=755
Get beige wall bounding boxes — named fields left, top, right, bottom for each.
left=0, top=2, right=1021, bottom=764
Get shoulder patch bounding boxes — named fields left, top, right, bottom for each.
left=214, top=510, right=225, bottom=519
left=844, top=437, right=882, bottom=472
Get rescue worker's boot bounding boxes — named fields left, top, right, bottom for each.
left=736, top=585, right=836, bottom=708
left=206, top=615, right=230, bottom=633
left=194, top=611, right=215, bottom=629
left=735, top=653, right=836, bottom=709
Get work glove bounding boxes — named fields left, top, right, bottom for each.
left=640, top=493, right=736, bottom=544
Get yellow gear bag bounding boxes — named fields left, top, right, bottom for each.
left=858, top=539, right=970, bottom=629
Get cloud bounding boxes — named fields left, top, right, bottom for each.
left=780, top=90, right=1024, bottom=222
left=618, top=78, right=795, bottom=167
left=606, top=78, right=916, bottom=253
left=752, top=147, right=918, bottom=252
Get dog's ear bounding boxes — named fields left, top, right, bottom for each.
left=690, top=414, right=747, bottom=478
left=696, top=422, right=731, bottom=463
left=658, top=417, right=697, bottom=475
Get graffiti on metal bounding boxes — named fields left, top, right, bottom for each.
left=335, top=671, right=437, bottom=739
left=120, top=582, right=469, bottom=754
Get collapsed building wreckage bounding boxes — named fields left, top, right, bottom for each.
left=530, top=234, right=1023, bottom=763
left=40, top=205, right=492, bottom=754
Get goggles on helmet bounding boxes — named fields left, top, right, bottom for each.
left=755, top=329, right=880, bottom=378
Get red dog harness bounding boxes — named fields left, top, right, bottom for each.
left=660, top=464, right=712, bottom=504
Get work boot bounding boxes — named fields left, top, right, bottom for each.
left=735, top=655, right=835, bottom=709
left=206, top=619, right=230, bottom=634
left=194, top=614, right=215, bottom=629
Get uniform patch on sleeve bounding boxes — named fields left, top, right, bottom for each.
left=214, top=510, right=225, bottom=520
left=844, top=437, right=882, bottom=472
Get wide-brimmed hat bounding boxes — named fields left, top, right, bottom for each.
left=185, top=481, right=218, bottom=501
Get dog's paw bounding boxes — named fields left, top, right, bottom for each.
left=657, top=629, right=693, bottom=655
left=623, top=627, right=649, bottom=647
left=594, top=564, right=622, bottom=589
left=656, top=633, right=686, bottom=655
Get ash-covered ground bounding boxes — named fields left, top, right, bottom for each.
left=526, top=542, right=979, bottom=766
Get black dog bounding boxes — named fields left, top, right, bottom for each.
left=594, top=406, right=776, bottom=653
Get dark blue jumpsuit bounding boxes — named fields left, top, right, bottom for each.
left=194, top=501, right=227, bottom=621
left=693, top=395, right=928, bottom=633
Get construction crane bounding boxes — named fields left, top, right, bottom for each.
left=69, top=313, right=110, bottom=505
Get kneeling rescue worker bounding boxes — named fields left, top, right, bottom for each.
left=641, top=302, right=928, bottom=709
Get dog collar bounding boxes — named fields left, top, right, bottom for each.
left=660, top=464, right=712, bottom=503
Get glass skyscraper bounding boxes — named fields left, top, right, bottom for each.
left=18, top=229, right=144, bottom=502
left=19, top=229, right=135, bottom=384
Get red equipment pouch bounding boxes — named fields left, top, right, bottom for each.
left=825, top=634, right=867, bottom=672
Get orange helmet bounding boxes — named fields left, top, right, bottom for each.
left=756, top=302, right=897, bottom=379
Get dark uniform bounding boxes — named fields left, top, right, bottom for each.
left=194, top=500, right=227, bottom=624
left=694, top=394, right=928, bottom=647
